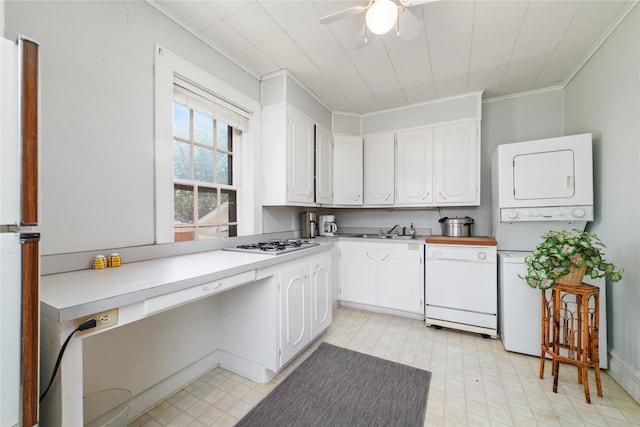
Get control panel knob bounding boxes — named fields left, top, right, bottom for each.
left=556, top=211, right=565, bottom=217
left=506, top=210, right=518, bottom=219
left=572, top=208, right=586, bottom=218
left=527, top=211, right=533, bottom=217
left=477, top=252, right=487, bottom=260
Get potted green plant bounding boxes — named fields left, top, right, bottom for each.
left=521, top=229, right=623, bottom=289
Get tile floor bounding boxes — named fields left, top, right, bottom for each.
left=129, top=306, right=640, bottom=426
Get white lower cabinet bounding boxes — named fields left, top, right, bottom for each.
left=378, top=248, right=424, bottom=313
left=278, top=251, right=332, bottom=366
left=338, top=241, right=424, bottom=316
left=337, top=243, right=377, bottom=305
left=310, top=251, right=332, bottom=338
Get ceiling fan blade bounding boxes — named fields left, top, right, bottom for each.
left=319, top=5, right=367, bottom=25
left=397, top=7, right=422, bottom=41
left=399, top=0, right=439, bottom=6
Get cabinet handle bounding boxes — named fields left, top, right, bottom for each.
left=439, top=192, right=447, bottom=200
left=380, top=253, right=389, bottom=261
left=422, top=192, right=430, bottom=200
left=354, top=194, right=360, bottom=201
left=366, top=252, right=374, bottom=260
left=384, top=193, right=391, bottom=201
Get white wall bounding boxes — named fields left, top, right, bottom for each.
left=564, top=5, right=640, bottom=401
left=4, top=1, right=260, bottom=255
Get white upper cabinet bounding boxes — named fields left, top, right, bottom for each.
left=434, top=120, right=479, bottom=205
left=333, top=135, right=363, bottom=205
left=396, top=127, right=434, bottom=205
left=287, top=108, right=315, bottom=204
left=364, top=133, right=395, bottom=205
left=315, top=124, right=333, bottom=205
left=262, top=104, right=315, bottom=206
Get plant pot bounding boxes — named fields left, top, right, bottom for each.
left=556, top=265, right=588, bottom=286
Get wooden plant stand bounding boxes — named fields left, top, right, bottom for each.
left=540, top=283, right=602, bottom=403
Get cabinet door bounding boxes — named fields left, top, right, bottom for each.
left=287, top=108, right=315, bottom=204
left=434, top=120, right=479, bottom=205
left=333, top=135, right=363, bottom=205
left=339, top=245, right=377, bottom=305
left=378, top=246, right=424, bottom=314
left=396, top=128, right=434, bottom=205
left=279, top=263, right=310, bottom=365
left=364, top=133, right=395, bottom=205
left=310, top=252, right=332, bottom=339
left=315, top=124, right=333, bottom=205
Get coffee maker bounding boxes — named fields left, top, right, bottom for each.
left=319, top=215, right=338, bottom=236
left=301, top=212, right=317, bottom=238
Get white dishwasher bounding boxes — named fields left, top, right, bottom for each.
left=425, top=240, right=497, bottom=337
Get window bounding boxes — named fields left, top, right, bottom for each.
left=154, top=47, right=260, bottom=244
left=172, top=85, right=238, bottom=241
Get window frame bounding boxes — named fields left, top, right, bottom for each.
left=154, top=46, right=260, bottom=244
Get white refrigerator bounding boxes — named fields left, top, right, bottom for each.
left=0, top=36, right=40, bottom=427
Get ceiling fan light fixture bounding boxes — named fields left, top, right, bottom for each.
left=365, top=0, right=398, bottom=35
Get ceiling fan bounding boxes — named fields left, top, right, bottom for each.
left=319, top=0, right=438, bottom=46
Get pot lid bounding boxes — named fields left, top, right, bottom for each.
left=439, top=216, right=474, bottom=224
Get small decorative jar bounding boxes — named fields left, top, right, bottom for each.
left=92, top=255, right=107, bottom=270
left=107, top=253, right=121, bottom=267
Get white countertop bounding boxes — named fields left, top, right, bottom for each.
left=41, top=244, right=333, bottom=323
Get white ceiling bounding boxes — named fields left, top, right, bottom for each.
left=148, top=0, right=636, bottom=114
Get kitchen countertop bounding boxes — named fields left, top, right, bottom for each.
left=425, top=235, right=497, bottom=246
left=40, top=242, right=334, bottom=323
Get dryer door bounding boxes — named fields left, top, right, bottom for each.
left=513, top=149, right=575, bottom=200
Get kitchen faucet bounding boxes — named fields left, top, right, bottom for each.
left=386, top=224, right=399, bottom=235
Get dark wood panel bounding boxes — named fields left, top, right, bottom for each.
left=21, top=235, right=39, bottom=427
left=21, top=39, right=39, bottom=226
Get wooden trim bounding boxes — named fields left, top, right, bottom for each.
left=21, top=39, right=39, bottom=226
left=21, top=235, right=40, bottom=427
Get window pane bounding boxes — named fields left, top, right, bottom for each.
left=217, top=152, right=232, bottom=185
left=227, top=224, right=237, bottom=238
left=193, top=146, right=214, bottom=183
left=197, top=186, right=217, bottom=225
left=221, top=190, right=237, bottom=223
left=217, top=122, right=230, bottom=150
left=193, top=110, right=214, bottom=146
left=174, top=184, right=194, bottom=224
left=196, top=226, right=218, bottom=240
left=173, top=140, right=190, bottom=180
left=174, top=226, right=195, bottom=242
left=173, top=103, right=190, bottom=140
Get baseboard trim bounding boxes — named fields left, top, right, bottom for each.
left=218, top=349, right=275, bottom=384
left=339, top=300, right=424, bottom=320
left=608, top=349, right=640, bottom=403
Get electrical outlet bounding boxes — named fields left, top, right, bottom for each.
left=75, top=308, right=118, bottom=336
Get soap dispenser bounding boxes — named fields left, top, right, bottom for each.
left=409, top=223, right=416, bottom=238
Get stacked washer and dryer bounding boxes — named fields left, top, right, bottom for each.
left=492, top=133, right=607, bottom=368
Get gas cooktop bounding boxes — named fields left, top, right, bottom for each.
left=223, top=239, right=319, bottom=255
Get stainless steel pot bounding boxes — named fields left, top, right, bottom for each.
left=439, top=217, right=474, bottom=237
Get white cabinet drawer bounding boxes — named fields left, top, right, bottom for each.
left=144, top=270, right=257, bottom=315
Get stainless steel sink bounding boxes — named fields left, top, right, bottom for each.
left=349, top=234, right=415, bottom=240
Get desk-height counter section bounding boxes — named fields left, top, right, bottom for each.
left=39, top=245, right=333, bottom=427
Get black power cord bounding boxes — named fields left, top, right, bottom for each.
left=39, top=318, right=97, bottom=403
